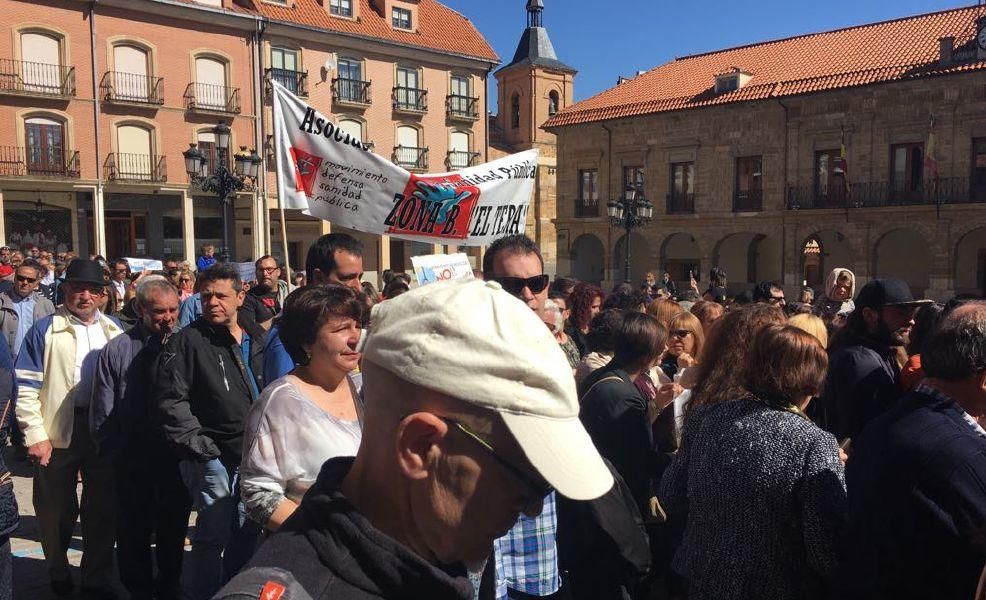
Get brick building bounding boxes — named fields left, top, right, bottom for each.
left=0, top=0, right=497, bottom=282
left=544, top=5, right=986, bottom=300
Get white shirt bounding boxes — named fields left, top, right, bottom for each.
left=111, top=280, right=126, bottom=301
left=240, top=375, right=363, bottom=526
left=70, top=313, right=109, bottom=407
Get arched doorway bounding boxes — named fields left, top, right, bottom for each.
left=570, top=233, right=605, bottom=285
left=955, top=226, right=986, bottom=296
left=712, top=232, right=781, bottom=291
left=613, top=232, right=652, bottom=285
left=660, top=232, right=701, bottom=289
left=800, top=230, right=853, bottom=291
left=874, top=228, right=932, bottom=296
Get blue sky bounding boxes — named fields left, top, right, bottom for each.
left=441, top=0, right=970, bottom=112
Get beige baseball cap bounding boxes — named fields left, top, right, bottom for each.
left=363, top=277, right=613, bottom=501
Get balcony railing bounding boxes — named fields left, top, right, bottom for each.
left=184, top=82, right=240, bottom=114
left=394, top=146, right=428, bottom=170
left=266, top=68, right=308, bottom=97
left=105, top=153, right=167, bottom=183
left=575, top=197, right=599, bottom=218
left=0, top=59, right=75, bottom=98
left=666, top=192, right=695, bottom=214
left=393, top=87, right=427, bottom=113
left=446, top=150, right=480, bottom=170
left=786, top=177, right=986, bottom=210
left=0, top=146, right=80, bottom=178
left=100, top=71, right=164, bottom=105
left=446, top=94, right=479, bottom=120
left=332, top=78, right=371, bottom=106
left=733, top=189, right=763, bottom=212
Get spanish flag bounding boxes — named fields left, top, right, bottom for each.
left=924, top=115, right=940, bottom=182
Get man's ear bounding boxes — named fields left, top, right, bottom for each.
left=395, top=413, right=448, bottom=481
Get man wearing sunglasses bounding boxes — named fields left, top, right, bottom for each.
left=217, top=278, right=613, bottom=600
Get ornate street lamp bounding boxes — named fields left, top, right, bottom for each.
left=183, top=122, right=262, bottom=262
left=607, top=185, right=653, bottom=283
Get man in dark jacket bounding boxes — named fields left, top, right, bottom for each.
left=91, top=276, right=188, bottom=600
left=813, top=278, right=931, bottom=442
left=844, top=301, right=986, bottom=600
left=153, top=264, right=266, bottom=600
left=215, top=278, right=614, bottom=600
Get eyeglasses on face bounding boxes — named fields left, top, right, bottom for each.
left=493, top=274, right=550, bottom=297
left=768, top=296, right=786, bottom=305
left=670, top=329, right=693, bottom=339
left=258, top=266, right=279, bottom=274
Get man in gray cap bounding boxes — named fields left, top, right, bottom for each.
left=814, top=277, right=932, bottom=442
left=216, top=278, right=614, bottom=600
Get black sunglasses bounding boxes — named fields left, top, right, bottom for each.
left=493, top=274, right=550, bottom=297
left=15, top=275, right=37, bottom=284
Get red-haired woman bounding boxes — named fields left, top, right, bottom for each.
left=565, top=282, right=605, bottom=358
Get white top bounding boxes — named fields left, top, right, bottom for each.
left=240, top=375, right=363, bottom=527
left=71, top=313, right=109, bottom=407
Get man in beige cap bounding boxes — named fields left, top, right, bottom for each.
left=216, top=278, right=613, bottom=600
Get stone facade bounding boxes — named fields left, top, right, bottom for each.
left=553, top=72, right=986, bottom=300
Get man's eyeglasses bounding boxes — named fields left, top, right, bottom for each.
left=66, top=284, right=105, bottom=296
left=258, top=267, right=279, bottom=274
left=439, top=417, right=552, bottom=499
left=15, top=275, right=37, bottom=284
left=493, top=274, right=550, bottom=297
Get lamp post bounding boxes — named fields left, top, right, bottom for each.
left=183, top=122, right=262, bottom=263
left=607, top=185, right=653, bottom=284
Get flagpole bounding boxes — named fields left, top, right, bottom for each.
left=272, top=83, right=293, bottom=285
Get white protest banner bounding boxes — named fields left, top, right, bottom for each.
left=124, top=258, right=163, bottom=273
left=411, top=253, right=474, bottom=287
left=234, top=261, right=256, bottom=284
left=272, top=80, right=537, bottom=246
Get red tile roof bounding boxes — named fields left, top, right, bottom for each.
left=545, top=5, right=986, bottom=128
left=250, top=0, right=498, bottom=62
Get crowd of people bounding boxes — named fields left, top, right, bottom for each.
left=0, top=233, right=982, bottom=600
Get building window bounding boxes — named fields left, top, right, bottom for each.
left=24, top=117, right=66, bottom=175
left=972, top=138, right=986, bottom=201
left=395, top=125, right=424, bottom=169
left=669, top=162, right=694, bottom=213
left=339, top=119, right=362, bottom=144
left=112, top=44, right=151, bottom=102
left=577, top=169, right=598, bottom=217
left=814, top=150, right=847, bottom=207
left=734, top=155, right=762, bottom=211
left=623, top=165, right=644, bottom=193
left=890, top=143, right=924, bottom=203
left=510, top=93, right=520, bottom=129
left=448, top=131, right=472, bottom=169
left=392, top=7, right=412, bottom=30
left=19, top=31, right=64, bottom=94
left=334, top=58, right=366, bottom=103
left=548, top=90, right=559, bottom=116
left=270, top=47, right=300, bottom=93
left=194, top=55, right=229, bottom=110
left=329, top=0, right=352, bottom=16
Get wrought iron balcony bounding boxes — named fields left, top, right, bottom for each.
left=446, top=94, right=479, bottom=121
left=733, top=189, right=763, bottom=212
left=331, top=77, right=371, bottom=106
left=666, top=192, right=695, bottom=214
left=393, top=86, right=427, bottom=113
left=575, top=197, right=599, bottom=218
left=394, top=146, right=428, bottom=170
left=184, top=82, right=241, bottom=114
left=0, top=146, right=80, bottom=178
left=0, top=59, right=75, bottom=98
left=105, top=153, right=167, bottom=183
left=446, top=150, right=480, bottom=170
left=100, top=71, right=164, bottom=105
left=786, top=177, right=986, bottom=210
left=266, top=68, right=308, bottom=97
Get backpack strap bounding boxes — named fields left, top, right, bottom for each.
left=580, top=375, right=624, bottom=403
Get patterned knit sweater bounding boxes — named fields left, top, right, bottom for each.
left=658, top=398, right=847, bottom=600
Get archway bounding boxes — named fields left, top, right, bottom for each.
left=712, top=232, right=782, bottom=291
left=954, top=226, right=986, bottom=296
left=874, top=228, right=932, bottom=296
left=570, top=233, right=605, bottom=285
left=613, top=232, right=653, bottom=285
left=801, top=229, right=853, bottom=290
left=660, top=232, right=701, bottom=289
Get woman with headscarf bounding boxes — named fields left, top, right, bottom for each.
left=813, top=268, right=855, bottom=326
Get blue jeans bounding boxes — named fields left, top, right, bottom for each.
left=180, top=459, right=261, bottom=600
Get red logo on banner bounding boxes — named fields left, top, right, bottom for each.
left=384, top=174, right=480, bottom=240
left=290, top=147, right=323, bottom=197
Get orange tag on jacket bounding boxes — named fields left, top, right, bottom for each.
left=260, top=581, right=286, bottom=600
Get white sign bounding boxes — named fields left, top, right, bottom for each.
left=272, top=81, right=537, bottom=247
left=124, top=258, right=163, bottom=273
left=411, top=253, right=474, bottom=287
left=234, top=261, right=256, bottom=284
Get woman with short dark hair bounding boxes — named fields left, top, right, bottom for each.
left=240, top=285, right=364, bottom=531
left=660, top=325, right=846, bottom=600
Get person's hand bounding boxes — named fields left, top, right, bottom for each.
left=654, top=382, right=683, bottom=415
left=28, top=440, right=53, bottom=467
left=838, top=448, right=849, bottom=466
left=677, top=352, right=696, bottom=368
left=689, top=275, right=700, bottom=293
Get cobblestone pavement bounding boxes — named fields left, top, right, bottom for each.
left=6, top=446, right=193, bottom=600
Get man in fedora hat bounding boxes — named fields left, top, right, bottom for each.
left=814, top=277, right=933, bottom=442
left=15, top=258, right=125, bottom=598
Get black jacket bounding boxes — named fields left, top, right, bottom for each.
left=843, top=387, right=986, bottom=600
left=0, top=338, right=16, bottom=537
left=217, top=457, right=476, bottom=600
left=154, top=317, right=265, bottom=466
left=813, top=330, right=901, bottom=441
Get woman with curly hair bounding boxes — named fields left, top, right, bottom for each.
left=565, top=282, right=605, bottom=358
